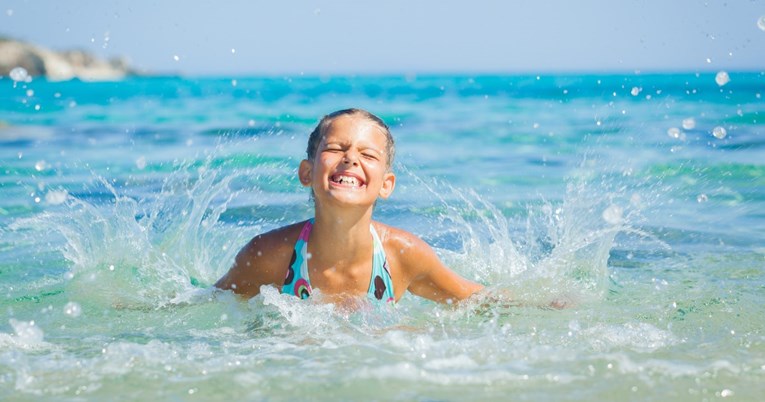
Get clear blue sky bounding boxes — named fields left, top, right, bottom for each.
left=3, top=0, right=764, bottom=75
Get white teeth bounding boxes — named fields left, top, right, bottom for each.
left=335, top=175, right=360, bottom=186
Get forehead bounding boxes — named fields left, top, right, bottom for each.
left=322, top=115, right=387, bottom=145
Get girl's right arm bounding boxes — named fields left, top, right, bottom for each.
left=215, top=225, right=298, bottom=298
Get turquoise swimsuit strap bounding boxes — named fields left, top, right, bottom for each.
left=281, top=219, right=314, bottom=299
left=281, top=219, right=395, bottom=302
left=368, top=225, right=395, bottom=302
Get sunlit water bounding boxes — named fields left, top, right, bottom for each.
left=1, top=73, right=764, bottom=400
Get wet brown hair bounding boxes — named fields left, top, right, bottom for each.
left=306, top=108, right=395, bottom=170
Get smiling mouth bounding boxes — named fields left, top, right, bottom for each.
left=330, top=174, right=365, bottom=188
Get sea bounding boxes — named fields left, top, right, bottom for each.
left=1, top=72, right=763, bottom=401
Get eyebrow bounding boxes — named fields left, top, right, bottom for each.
left=323, top=140, right=383, bottom=152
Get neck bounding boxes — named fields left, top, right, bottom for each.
left=309, top=204, right=375, bottom=269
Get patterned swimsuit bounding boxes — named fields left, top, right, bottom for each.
left=281, top=219, right=395, bottom=302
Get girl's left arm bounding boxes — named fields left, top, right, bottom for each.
left=393, top=232, right=484, bottom=303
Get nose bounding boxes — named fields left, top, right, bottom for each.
left=343, top=150, right=359, bottom=166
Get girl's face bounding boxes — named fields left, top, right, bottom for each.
left=299, top=115, right=395, bottom=209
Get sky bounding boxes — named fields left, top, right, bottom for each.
left=2, top=0, right=764, bottom=75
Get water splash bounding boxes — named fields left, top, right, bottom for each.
left=10, top=160, right=252, bottom=309
left=0, top=319, right=49, bottom=351
left=402, top=169, right=645, bottom=307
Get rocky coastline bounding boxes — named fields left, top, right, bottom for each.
left=0, top=38, right=139, bottom=81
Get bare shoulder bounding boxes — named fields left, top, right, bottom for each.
left=215, top=221, right=307, bottom=297
left=373, top=221, right=483, bottom=303
left=372, top=222, right=437, bottom=279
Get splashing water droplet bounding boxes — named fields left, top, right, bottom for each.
left=630, top=87, right=641, bottom=96
left=136, top=156, right=147, bottom=170
left=758, top=16, right=765, bottom=31
left=712, top=126, right=727, bottom=139
left=173, top=55, right=180, bottom=62
left=667, top=127, right=681, bottom=139
left=715, top=71, right=730, bottom=86
left=9, top=66, right=29, bottom=82
left=697, top=194, right=708, bottom=203
left=34, top=160, right=47, bottom=171
left=9, top=319, right=44, bottom=344
left=602, top=205, right=623, bottom=225
left=682, top=118, right=696, bottom=130
left=45, top=190, right=69, bottom=205
left=63, top=301, right=82, bottom=317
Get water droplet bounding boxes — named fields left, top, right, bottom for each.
left=9, top=67, right=29, bottom=82
left=602, top=205, right=623, bottom=225
left=667, top=127, right=681, bottom=139
left=715, top=71, right=730, bottom=86
left=758, top=16, right=765, bottom=31
left=10, top=319, right=44, bottom=344
left=231, top=79, right=237, bottom=87
left=26, top=89, right=34, bottom=97
left=712, top=126, right=727, bottom=139
left=682, top=118, right=696, bottom=130
left=63, top=301, right=82, bottom=317
left=721, top=389, right=734, bottom=397
left=247, top=119, right=255, bottom=127
left=630, top=87, right=641, bottom=96
left=34, top=160, right=47, bottom=171
left=45, top=190, right=68, bottom=205
left=697, top=194, right=708, bottom=203
left=173, top=55, right=180, bottom=61
left=231, top=48, right=236, bottom=54
left=135, top=156, right=147, bottom=170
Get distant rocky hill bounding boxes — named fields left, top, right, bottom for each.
left=0, top=38, right=139, bottom=81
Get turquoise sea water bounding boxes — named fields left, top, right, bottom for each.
left=1, top=73, right=764, bottom=400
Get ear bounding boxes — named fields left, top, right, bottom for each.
left=378, top=172, right=396, bottom=199
left=298, top=159, right=313, bottom=187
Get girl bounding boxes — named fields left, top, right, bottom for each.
left=215, top=108, right=483, bottom=304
